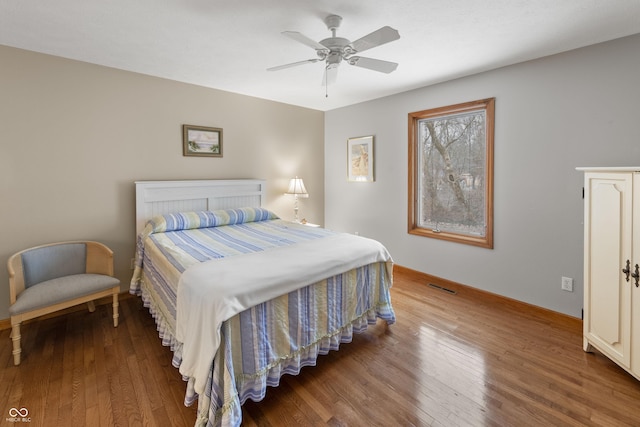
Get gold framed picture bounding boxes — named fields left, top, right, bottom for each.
left=182, top=124, right=223, bottom=157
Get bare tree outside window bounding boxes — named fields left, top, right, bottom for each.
left=408, top=98, right=495, bottom=248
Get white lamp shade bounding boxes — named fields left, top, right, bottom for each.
left=286, top=177, right=309, bottom=198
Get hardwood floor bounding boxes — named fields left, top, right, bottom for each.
left=2, top=267, right=640, bottom=426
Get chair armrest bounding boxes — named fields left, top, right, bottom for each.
left=85, top=241, right=114, bottom=276
left=7, top=252, right=25, bottom=305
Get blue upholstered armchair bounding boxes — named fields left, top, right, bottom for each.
left=7, top=241, right=120, bottom=365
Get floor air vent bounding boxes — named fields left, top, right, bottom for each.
left=428, top=283, right=457, bottom=295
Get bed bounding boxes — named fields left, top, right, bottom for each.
left=129, top=179, right=395, bottom=427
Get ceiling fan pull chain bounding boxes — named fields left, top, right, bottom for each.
left=325, top=67, right=329, bottom=98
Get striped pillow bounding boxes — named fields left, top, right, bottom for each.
left=147, top=207, right=278, bottom=234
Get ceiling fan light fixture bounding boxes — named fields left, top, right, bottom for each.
left=326, top=52, right=342, bottom=66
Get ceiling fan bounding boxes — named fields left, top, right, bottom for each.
left=267, top=14, right=400, bottom=86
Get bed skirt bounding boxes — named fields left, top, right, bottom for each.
left=136, top=261, right=395, bottom=427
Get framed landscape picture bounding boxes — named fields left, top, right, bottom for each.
left=182, top=124, right=223, bottom=157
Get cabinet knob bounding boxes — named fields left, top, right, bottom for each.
left=632, top=263, right=640, bottom=287
left=622, top=259, right=631, bottom=282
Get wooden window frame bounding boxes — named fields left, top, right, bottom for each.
left=408, top=98, right=495, bottom=249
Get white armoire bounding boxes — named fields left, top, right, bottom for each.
left=578, top=167, right=640, bottom=380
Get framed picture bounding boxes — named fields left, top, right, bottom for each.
left=182, top=124, right=223, bottom=157
left=347, top=135, right=374, bottom=182
left=408, top=98, right=495, bottom=248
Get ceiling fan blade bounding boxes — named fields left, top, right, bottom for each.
left=282, top=31, right=330, bottom=52
left=350, top=26, right=400, bottom=54
left=348, top=56, right=398, bottom=73
left=322, top=65, right=338, bottom=86
left=267, top=58, right=320, bottom=71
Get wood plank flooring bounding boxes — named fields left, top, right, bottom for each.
left=2, top=267, right=640, bottom=426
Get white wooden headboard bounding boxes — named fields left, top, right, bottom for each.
left=135, top=179, right=266, bottom=235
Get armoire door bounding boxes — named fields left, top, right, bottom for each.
left=583, top=172, right=633, bottom=367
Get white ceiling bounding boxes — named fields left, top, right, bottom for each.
left=2, top=0, right=640, bottom=111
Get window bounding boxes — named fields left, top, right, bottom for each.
left=408, top=98, right=495, bottom=248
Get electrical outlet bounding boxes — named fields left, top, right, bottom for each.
left=561, top=276, right=573, bottom=292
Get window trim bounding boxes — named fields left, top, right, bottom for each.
left=408, top=98, right=495, bottom=249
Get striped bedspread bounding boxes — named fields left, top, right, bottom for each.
left=129, top=208, right=396, bottom=427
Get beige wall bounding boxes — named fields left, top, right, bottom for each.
left=0, top=45, right=324, bottom=320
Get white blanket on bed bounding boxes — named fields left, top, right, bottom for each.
left=175, top=232, right=392, bottom=395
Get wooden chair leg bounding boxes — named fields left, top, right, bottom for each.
left=87, top=300, right=96, bottom=312
left=112, top=293, right=119, bottom=327
left=11, top=322, right=21, bottom=366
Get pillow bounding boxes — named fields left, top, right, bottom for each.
left=146, top=207, right=279, bottom=234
